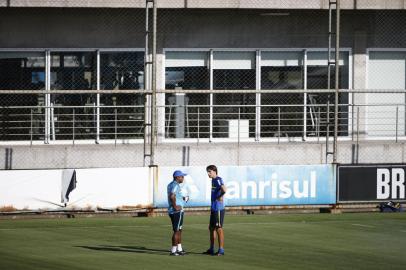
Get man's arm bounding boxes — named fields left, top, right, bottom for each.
left=170, top=193, right=181, bottom=211
left=217, top=185, right=226, bottom=201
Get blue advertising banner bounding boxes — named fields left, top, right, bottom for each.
left=154, top=165, right=336, bottom=208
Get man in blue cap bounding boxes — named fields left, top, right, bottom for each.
left=167, top=170, right=188, bottom=256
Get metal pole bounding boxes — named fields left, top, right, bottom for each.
left=115, top=108, right=117, bottom=146
left=255, top=50, right=261, bottom=141
left=238, top=107, right=241, bottom=145
left=150, top=0, right=157, bottom=165
left=186, top=104, right=190, bottom=138
left=327, top=4, right=333, bottom=91
left=396, top=106, right=399, bottom=143
left=143, top=0, right=150, bottom=166
left=45, top=50, right=51, bottom=144
left=166, top=106, right=171, bottom=136
left=50, top=103, right=55, bottom=141
left=356, top=107, right=360, bottom=144
left=326, top=100, right=330, bottom=163
left=30, top=109, right=33, bottom=146
left=209, top=50, right=214, bottom=142
left=96, top=50, right=100, bottom=143
left=72, top=108, right=75, bottom=145
left=197, top=107, right=200, bottom=144
left=356, top=106, right=359, bottom=163
left=333, top=0, right=341, bottom=163
left=317, top=108, right=320, bottom=142
left=303, top=49, right=308, bottom=140
left=278, top=107, right=281, bottom=144
left=351, top=103, right=354, bottom=141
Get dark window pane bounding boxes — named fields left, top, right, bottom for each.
left=50, top=52, right=97, bottom=140
left=306, top=56, right=349, bottom=137
left=212, top=67, right=256, bottom=138
left=213, top=69, right=256, bottom=90
left=100, top=52, right=144, bottom=90
left=100, top=52, right=145, bottom=140
left=0, top=52, right=45, bottom=141
left=165, top=53, right=210, bottom=139
left=261, top=66, right=304, bottom=138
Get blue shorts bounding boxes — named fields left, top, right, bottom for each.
left=169, top=211, right=184, bottom=232
left=209, top=210, right=225, bottom=229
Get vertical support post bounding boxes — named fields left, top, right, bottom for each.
left=356, top=106, right=360, bottom=163
left=303, top=49, right=308, bottom=140
left=351, top=103, right=354, bottom=141
left=144, top=0, right=150, bottom=166
left=333, top=0, right=340, bottom=163
left=255, top=50, right=261, bottom=141
left=396, top=106, right=399, bottom=143
left=238, top=107, right=241, bottom=145
left=326, top=100, right=330, bottom=163
left=209, top=49, right=214, bottom=142
left=30, top=109, right=33, bottom=146
left=96, top=50, right=101, bottom=143
left=115, top=108, right=118, bottom=146
left=278, top=107, right=281, bottom=144
left=72, top=108, right=75, bottom=145
left=317, top=108, right=320, bottom=142
left=327, top=6, right=332, bottom=91
left=50, top=103, right=55, bottom=141
left=150, top=0, right=157, bottom=165
left=197, top=107, right=200, bottom=144
left=45, top=50, right=51, bottom=144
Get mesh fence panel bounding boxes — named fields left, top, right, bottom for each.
left=0, top=1, right=406, bottom=168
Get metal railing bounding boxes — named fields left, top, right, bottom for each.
left=0, top=105, right=145, bottom=144
left=1, top=95, right=405, bottom=144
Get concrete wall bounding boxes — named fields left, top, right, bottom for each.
left=1, top=141, right=405, bottom=169
left=1, top=0, right=406, bottom=10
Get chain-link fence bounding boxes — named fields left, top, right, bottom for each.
left=0, top=1, right=406, bottom=169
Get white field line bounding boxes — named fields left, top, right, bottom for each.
left=0, top=220, right=352, bottom=231
left=351, top=223, right=375, bottom=228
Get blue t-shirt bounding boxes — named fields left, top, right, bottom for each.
left=167, top=180, right=185, bottom=214
left=211, top=176, right=225, bottom=211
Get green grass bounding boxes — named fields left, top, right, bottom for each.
left=1, top=213, right=406, bottom=270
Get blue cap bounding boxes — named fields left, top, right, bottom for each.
left=173, top=170, right=187, bottom=177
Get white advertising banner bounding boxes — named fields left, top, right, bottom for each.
left=0, top=167, right=151, bottom=210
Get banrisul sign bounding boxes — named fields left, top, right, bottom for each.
left=154, top=165, right=336, bottom=207
left=338, top=164, right=406, bottom=202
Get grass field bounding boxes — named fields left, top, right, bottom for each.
left=0, top=213, right=405, bottom=270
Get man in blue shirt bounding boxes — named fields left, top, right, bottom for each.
left=167, top=170, right=188, bottom=256
left=204, top=165, right=226, bottom=256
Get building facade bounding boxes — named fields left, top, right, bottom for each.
left=0, top=0, right=406, bottom=168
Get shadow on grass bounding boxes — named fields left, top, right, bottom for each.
left=77, top=245, right=202, bottom=255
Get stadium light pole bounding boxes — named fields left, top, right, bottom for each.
left=150, top=0, right=157, bottom=166
left=333, top=0, right=340, bottom=163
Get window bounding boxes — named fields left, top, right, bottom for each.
left=165, top=51, right=210, bottom=138
left=0, top=50, right=145, bottom=142
left=100, top=52, right=145, bottom=139
left=261, top=51, right=304, bottom=138
left=307, top=51, right=349, bottom=137
left=50, top=52, right=97, bottom=140
left=213, top=51, right=256, bottom=138
left=0, top=52, right=45, bottom=141
left=367, top=51, right=406, bottom=137
left=164, top=49, right=351, bottom=140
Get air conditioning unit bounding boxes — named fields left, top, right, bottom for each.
left=228, top=120, right=249, bottom=138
